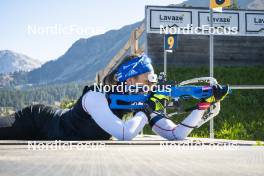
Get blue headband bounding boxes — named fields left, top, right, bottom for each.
left=115, top=55, right=154, bottom=82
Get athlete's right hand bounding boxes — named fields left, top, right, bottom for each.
left=205, top=84, right=229, bottom=103
left=143, top=93, right=170, bottom=115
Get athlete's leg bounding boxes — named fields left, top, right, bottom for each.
left=0, top=114, right=17, bottom=139
left=0, top=108, right=35, bottom=139
left=0, top=104, right=54, bottom=140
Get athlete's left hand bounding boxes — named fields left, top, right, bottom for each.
left=143, top=93, right=170, bottom=115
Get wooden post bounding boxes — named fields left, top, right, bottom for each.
left=95, top=23, right=145, bottom=83
left=130, top=29, right=138, bottom=54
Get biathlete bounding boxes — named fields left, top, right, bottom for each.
left=0, top=55, right=228, bottom=140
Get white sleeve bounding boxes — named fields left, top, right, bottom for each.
left=82, top=91, right=148, bottom=140
left=151, top=110, right=205, bottom=140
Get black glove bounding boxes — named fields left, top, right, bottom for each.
left=143, top=93, right=170, bottom=117
left=205, top=84, right=229, bottom=103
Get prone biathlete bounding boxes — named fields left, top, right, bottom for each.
left=0, top=55, right=228, bottom=140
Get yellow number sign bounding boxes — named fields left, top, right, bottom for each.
left=165, top=35, right=177, bottom=50
left=167, top=36, right=174, bottom=49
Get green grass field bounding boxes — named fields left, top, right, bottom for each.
left=143, top=66, right=264, bottom=141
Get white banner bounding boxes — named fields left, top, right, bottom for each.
left=146, top=6, right=264, bottom=36
left=245, top=13, right=264, bottom=33
left=149, top=9, right=192, bottom=30
left=198, top=12, right=239, bottom=34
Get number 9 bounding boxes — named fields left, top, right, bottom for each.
left=168, top=36, right=174, bottom=49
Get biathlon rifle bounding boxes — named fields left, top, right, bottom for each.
left=108, top=77, right=231, bottom=126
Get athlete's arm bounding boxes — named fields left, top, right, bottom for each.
left=82, top=91, right=148, bottom=140
left=150, top=110, right=205, bottom=140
